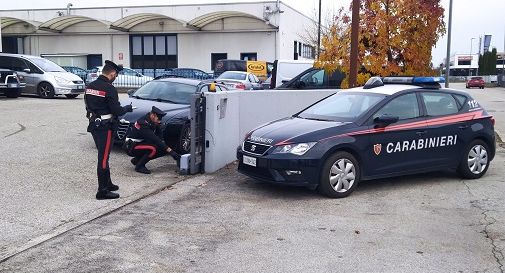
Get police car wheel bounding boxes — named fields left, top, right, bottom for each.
left=458, top=139, right=490, bottom=179
left=318, top=151, right=360, bottom=198
left=37, top=82, right=55, bottom=99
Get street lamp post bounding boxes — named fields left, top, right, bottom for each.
left=444, top=0, right=453, bottom=88
left=317, top=0, right=322, bottom=58
left=469, top=37, right=475, bottom=77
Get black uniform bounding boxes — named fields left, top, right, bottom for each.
left=126, top=113, right=169, bottom=161
left=85, top=74, right=132, bottom=195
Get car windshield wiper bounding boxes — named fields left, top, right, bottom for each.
left=131, top=95, right=149, bottom=100
left=303, top=117, right=332, bottom=121
left=155, top=98, right=179, bottom=104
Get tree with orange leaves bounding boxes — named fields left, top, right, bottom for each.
left=316, top=0, right=445, bottom=88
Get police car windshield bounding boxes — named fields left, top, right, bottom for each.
left=132, top=81, right=196, bottom=104
left=27, top=57, right=65, bottom=72
left=297, top=92, right=385, bottom=121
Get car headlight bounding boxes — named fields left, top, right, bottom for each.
left=272, top=142, right=317, bottom=156
left=54, top=76, right=70, bottom=84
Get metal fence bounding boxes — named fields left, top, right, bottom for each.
left=83, top=68, right=215, bottom=88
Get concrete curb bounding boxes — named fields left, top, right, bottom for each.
left=0, top=174, right=208, bottom=263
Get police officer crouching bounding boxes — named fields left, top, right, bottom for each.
left=85, top=60, right=133, bottom=200
left=124, top=106, right=181, bottom=174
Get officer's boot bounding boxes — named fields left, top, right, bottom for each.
left=96, top=172, right=120, bottom=200
left=169, top=150, right=181, bottom=168
left=130, top=157, right=140, bottom=166
left=105, top=169, right=119, bottom=191
left=135, top=154, right=152, bottom=174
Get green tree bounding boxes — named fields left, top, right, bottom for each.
left=479, top=48, right=497, bottom=75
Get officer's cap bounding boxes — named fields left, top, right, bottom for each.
left=151, top=106, right=166, bottom=119
left=104, top=60, right=123, bottom=73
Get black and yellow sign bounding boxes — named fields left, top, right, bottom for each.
left=246, top=61, right=267, bottom=77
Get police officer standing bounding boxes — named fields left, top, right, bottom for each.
left=85, top=60, right=133, bottom=200
left=125, top=106, right=180, bottom=174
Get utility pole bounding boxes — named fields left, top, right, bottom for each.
left=469, top=38, right=475, bottom=76
left=349, top=0, right=359, bottom=88
left=317, top=0, right=322, bottom=58
left=0, top=15, right=3, bottom=52
left=477, top=36, right=482, bottom=76
left=444, top=0, right=453, bottom=88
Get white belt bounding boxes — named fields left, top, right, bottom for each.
left=126, top=137, right=143, bottom=143
left=100, top=114, right=113, bottom=120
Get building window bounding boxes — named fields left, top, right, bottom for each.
left=211, top=53, right=227, bottom=71
left=130, top=34, right=177, bottom=77
left=240, top=52, right=257, bottom=61
left=458, top=60, right=471, bottom=66
left=1, top=37, right=24, bottom=54
left=294, top=41, right=315, bottom=59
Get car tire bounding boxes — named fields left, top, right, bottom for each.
left=177, top=123, right=191, bottom=154
left=457, top=139, right=490, bottom=179
left=466, top=85, right=469, bottom=89
left=318, top=151, right=360, bottom=198
left=65, top=94, right=79, bottom=99
left=5, top=88, right=21, bottom=98
left=37, top=82, right=55, bottom=99
left=480, top=86, right=484, bottom=89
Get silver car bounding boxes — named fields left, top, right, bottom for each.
left=215, top=71, right=263, bottom=90
left=0, top=53, right=85, bottom=99
left=86, top=66, right=153, bottom=88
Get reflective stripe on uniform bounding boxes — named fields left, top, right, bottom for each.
left=134, top=145, right=157, bottom=158
left=86, top=89, right=107, bottom=97
left=102, top=130, right=112, bottom=169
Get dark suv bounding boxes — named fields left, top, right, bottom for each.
left=0, top=69, right=25, bottom=98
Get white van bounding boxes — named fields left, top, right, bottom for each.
left=270, top=60, right=314, bottom=89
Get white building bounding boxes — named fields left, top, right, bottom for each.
left=443, top=53, right=480, bottom=76
left=0, top=1, right=316, bottom=75
left=443, top=52, right=505, bottom=76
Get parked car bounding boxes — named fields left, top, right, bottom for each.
left=0, top=53, right=85, bottom=99
left=116, top=78, right=229, bottom=154
left=86, top=66, right=153, bottom=88
left=62, top=66, right=88, bottom=82
left=214, top=59, right=271, bottom=81
left=276, top=67, right=345, bottom=90
left=163, top=68, right=213, bottom=80
left=466, top=76, right=485, bottom=89
left=0, top=69, right=25, bottom=98
left=269, top=59, right=314, bottom=89
left=215, top=71, right=263, bottom=90
left=237, top=76, right=495, bottom=198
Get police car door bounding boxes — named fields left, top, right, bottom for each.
left=365, top=92, right=429, bottom=177
left=419, top=91, right=465, bottom=166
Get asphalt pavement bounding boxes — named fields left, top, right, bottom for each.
left=0, top=94, right=184, bottom=262
left=1, top=85, right=504, bottom=272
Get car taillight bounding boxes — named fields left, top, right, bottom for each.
left=490, top=116, right=495, bottom=126
left=235, top=83, right=246, bottom=89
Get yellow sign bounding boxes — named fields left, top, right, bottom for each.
left=246, top=61, right=267, bottom=77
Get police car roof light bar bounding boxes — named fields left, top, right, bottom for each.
left=363, top=76, right=445, bottom=89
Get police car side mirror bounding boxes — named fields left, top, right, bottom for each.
left=127, top=89, right=136, bottom=97
left=374, top=115, right=399, bottom=127
left=23, top=68, right=31, bottom=74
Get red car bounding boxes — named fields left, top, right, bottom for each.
left=466, top=76, right=485, bottom=89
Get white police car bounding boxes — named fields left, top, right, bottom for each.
left=237, top=77, right=496, bottom=198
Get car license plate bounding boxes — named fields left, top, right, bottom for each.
left=8, top=83, right=17, bottom=88
left=243, top=155, right=257, bottom=167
